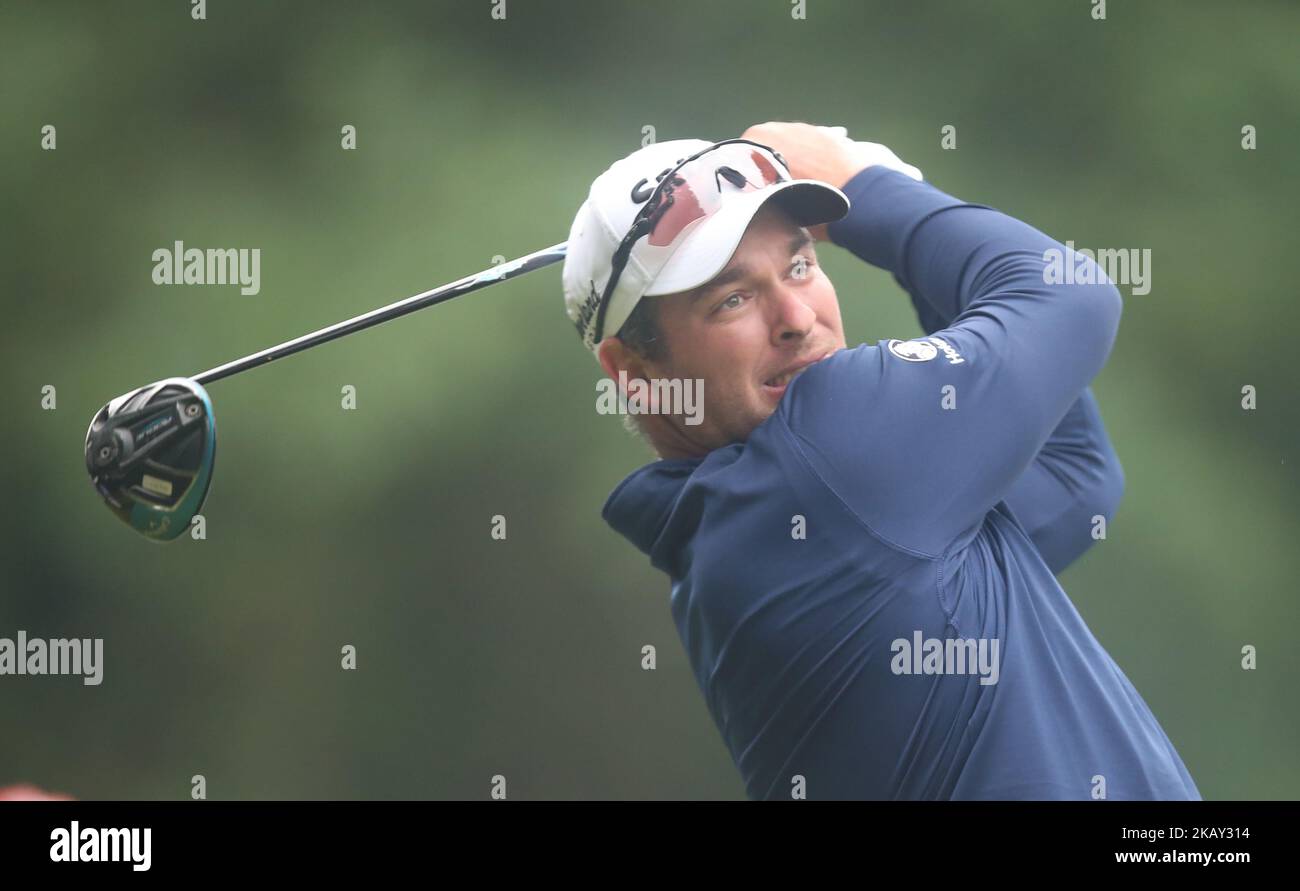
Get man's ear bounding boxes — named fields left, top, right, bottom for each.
left=598, top=336, right=640, bottom=385
left=598, top=336, right=657, bottom=409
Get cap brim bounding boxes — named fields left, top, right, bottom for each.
left=644, top=180, right=849, bottom=297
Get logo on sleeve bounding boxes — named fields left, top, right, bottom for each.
left=887, top=339, right=938, bottom=362
left=927, top=336, right=965, bottom=364
left=887, top=337, right=966, bottom=364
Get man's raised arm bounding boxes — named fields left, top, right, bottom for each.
left=899, top=209, right=1126, bottom=573
left=781, top=163, right=1123, bottom=557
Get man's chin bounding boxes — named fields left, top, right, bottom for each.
left=732, top=405, right=779, bottom=444
left=661, top=404, right=775, bottom=454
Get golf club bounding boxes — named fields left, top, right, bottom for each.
left=84, top=242, right=567, bottom=541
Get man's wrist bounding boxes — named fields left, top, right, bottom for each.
left=825, top=167, right=965, bottom=273
left=826, top=166, right=924, bottom=247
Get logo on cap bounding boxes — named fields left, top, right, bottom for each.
left=573, top=279, right=601, bottom=343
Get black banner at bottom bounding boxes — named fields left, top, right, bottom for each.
left=0, top=800, right=1284, bottom=877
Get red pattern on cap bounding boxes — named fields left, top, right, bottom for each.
left=751, top=150, right=781, bottom=185
left=648, top=176, right=707, bottom=248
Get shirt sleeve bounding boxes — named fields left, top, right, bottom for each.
left=778, top=167, right=1123, bottom=557
left=1000, top=389, right=1125, bottom=573
left=889, top=193, right=1127, bottom=573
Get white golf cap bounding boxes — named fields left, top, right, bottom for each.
left=562, top=138, right=850, bottom=355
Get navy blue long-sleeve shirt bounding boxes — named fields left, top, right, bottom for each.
left=602, top=166, right=1200, bottom=800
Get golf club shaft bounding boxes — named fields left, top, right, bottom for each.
left=191, top=242, right=568, bottom=386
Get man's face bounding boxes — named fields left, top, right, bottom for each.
left=601, top=203, right=847, bottom=456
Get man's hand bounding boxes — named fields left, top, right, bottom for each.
left=0, top=783, right=74, bottom=800
left=741, top=122, right=923, bottom=240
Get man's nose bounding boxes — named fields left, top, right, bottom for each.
left=770, top=284, right=817, bottom=342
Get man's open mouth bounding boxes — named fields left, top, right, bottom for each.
left=765, top=367, right=809, bottom=387
left=764, top=352, right=834, bottom=389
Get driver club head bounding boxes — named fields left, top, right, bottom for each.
left=84, top=377, right=216, bottom=542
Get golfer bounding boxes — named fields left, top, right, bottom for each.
left=562, top=122, right=1200, bottom=800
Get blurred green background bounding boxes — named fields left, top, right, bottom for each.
left=1, top=0, right=1296, bottom=800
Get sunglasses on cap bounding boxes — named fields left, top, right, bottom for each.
left=591, top=138, right=793, bottom=344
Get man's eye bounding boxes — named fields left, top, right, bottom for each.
left=790, top=255, right=815, bottom=279
left=717, top=292, right=745, bottom=311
